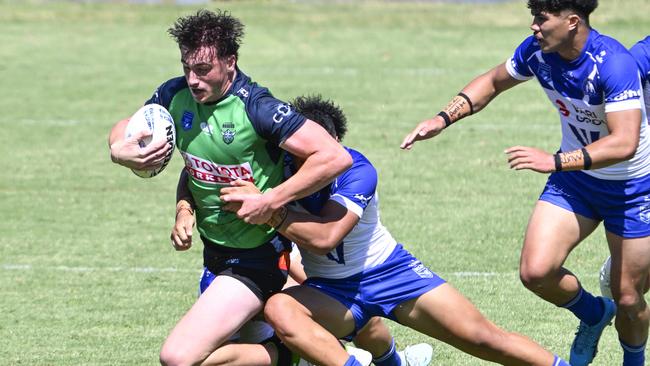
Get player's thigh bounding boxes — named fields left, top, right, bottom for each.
left=521, top=200, right=599, bottom=273
left=162, top=275, right=264, bottom=361
left=267, top=285, right=356, bottom=339
left=607, top=232, right=650, bottom=300
left=393, top=283, right=505, bottom=348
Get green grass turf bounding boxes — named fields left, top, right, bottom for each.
left=1, top=0, right=648, bottom=364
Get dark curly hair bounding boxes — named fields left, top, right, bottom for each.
left=528, top=0, right=597, bottom=23
left=168, top=9, right=244, bottom=58
left=291, top=95, right=348, bottom=141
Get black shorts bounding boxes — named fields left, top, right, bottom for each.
left=201, top=235, right=290, bottom=301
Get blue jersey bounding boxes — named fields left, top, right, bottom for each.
left=630, top=36, right=650, bottom=115
left=287, top=147, right=397, bottom=279
left=506, top=29, right=650, bottom=180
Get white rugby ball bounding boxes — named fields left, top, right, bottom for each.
left=599, top=256, right=612, bottom=299
left=124, top=103, right=176, bottom=178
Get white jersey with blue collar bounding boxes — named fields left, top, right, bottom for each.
left=288, top=147, right=397, bottom=279
left=506, top=29, right=649, bottom=180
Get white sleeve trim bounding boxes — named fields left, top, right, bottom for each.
left=505, top=57, right=534, bottom=81
left=605, top=99, right=642, bottom=113
left=330, top=194, right=363, bottom=218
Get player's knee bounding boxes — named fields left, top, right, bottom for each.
left=159, top=340, right=198, bottom=366
left=519, top=262, right=553, bottom=290
left=615, top=289, right=647, bottom=315
left=264, top=294, right=296, bottom=336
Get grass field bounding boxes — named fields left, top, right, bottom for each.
left=1, top=0, right=648, bottom=364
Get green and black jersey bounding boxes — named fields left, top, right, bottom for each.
left=146, top=69, right=306, bottom=249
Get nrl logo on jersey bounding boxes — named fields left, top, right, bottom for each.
left=181, top=111, right=194, bottom=131
left=221, top=122, right=236, bottom=144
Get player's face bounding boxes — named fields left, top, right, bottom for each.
left=181, top=46, right=236, bottom=104
left=530, top=11, right=574, bottom=54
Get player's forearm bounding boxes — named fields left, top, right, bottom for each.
left=176, top=169, right=194, bottom=207
left=271, top=209, right=341, bottom=255
left=439, top=64, right=521, bottom=127
left=265, top=146, right=352, bottom=209
left=109, top=119, right=129, bottom=147
left=556, top=136, right=638, bottom=172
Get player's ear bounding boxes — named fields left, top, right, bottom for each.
left=225, top=54, right=237, bottom=71
left=567, top=13, right=581, bottom=31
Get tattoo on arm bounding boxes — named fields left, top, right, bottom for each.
left=442, top=94, right=473, bottom=125
left=556, top=148, right=591, bottom=171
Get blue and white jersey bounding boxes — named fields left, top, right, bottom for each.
left=287, top=147, right=397, bottom=279
left=630, top=36, right=650, bottom=114
left=506, top=29, right=650, bottom=180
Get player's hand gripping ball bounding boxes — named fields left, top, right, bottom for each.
left=125, top=104, right=176, bottom=178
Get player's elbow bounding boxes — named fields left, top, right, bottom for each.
left=328, top=147, right=353, bottom=176
left=309, top=238, right=339, bottom=255
left=620, top=140, right=638, bottom=161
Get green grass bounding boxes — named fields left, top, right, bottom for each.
left=1, top=0, right=648, bottom=364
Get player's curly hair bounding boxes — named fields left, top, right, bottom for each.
left=527, top=0, right=597, bottom=23
left=168, top=9, right=244, bottom=58
left=291, top=95, right=348, bottom=142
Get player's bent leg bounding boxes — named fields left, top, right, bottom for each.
left=264, top=285, right=357, bottom=366
left=352, top=317, right=394, bottom=358
left=160, top=275, right=264, bottom=366
left=607, top=232, right=650, bottom=365
left=393, top=283, right=561, bottom=366
left=519, top=201, right=599, bottom=305
left=352, top=317, right=432, bottom=366
left=200, top=342, right=277, bottom=366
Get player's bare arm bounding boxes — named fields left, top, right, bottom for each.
left=400, top=63, right=523, bottom=150
left=220, top=179, right=359, bottom=255
left=108, top=117, right=171, bottom=170
left=506, top=108, right=641, bottom=173
left=222, top=119, right=352, bottom=225
left=170, top=169, right=194, bottom=251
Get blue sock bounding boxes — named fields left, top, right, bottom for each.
left=561, top=287, right=604, bottom=326
left=372, top=338, right=401, bottom=366
left=621, top=339, right=646, bottom=366
left=343, top=355, right=363, bottom=366
left=553, top=355, right=570, bottom=366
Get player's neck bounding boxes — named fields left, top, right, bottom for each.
left=558, top=26, right=590, bottom=61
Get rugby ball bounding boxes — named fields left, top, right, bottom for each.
left=599, top=256, right=612, bottom=299
left=124, top=104, right=176, bottom=178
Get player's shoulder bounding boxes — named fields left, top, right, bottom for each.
left=340, top=147, right=377, bottom=181
left=588, top=29, right=633, bottom=62
left=229, top=68, right=274, bottom=104
left=146, top=76, right=188, bottom=108
left=630, top=36, right=650, bottom=79
left=515, top=35, right=541, bottom=56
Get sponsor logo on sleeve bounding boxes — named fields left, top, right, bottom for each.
left=273, top=103, right=292, bottom=124
left=611, top=89, right=642, bottom=102
left=181, top=152, right=254, bottom=185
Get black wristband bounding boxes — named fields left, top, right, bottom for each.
left=554, top=153, right=562, bottom=172
left=437, top=111, right=452, bottom=128
left=581, top=147, right=592, bottom=170
left=457, top=92, right=474, bottom=115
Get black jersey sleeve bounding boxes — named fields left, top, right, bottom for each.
left=144, top=77, right=188, bottom=109
left=242, top=87, right=307, bottom=146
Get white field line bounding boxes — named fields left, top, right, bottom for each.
left=1, top=263, right=598, bottom=278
